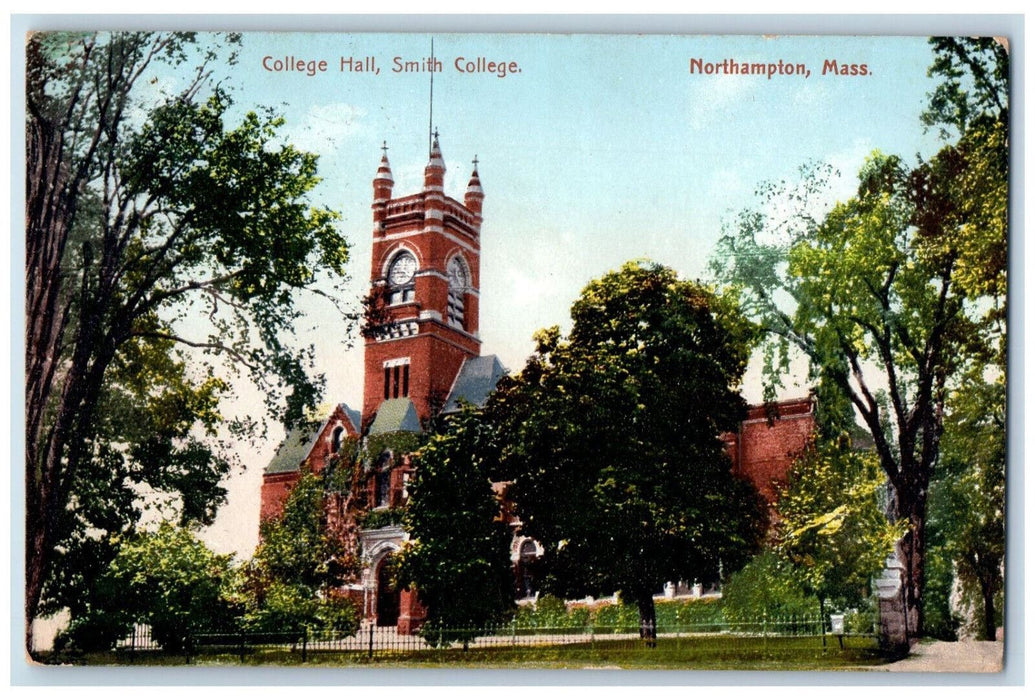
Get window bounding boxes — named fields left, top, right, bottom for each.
left=376, top=468, right=391, bottom=508
left=389, top=287, right=415, bottom=305
left=383, top=359, right=410, bottom=399
left=447, top=289, right=465, bottom=328
left=519, top=540, right=540, bottom=599
left=331, top=426, right=344, bottom=454
left=386, top=251, right=417, bottom=305
left=446, top=256, right=468, bottom=329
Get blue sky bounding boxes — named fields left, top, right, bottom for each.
left=168, top=32, right=948, bottom=555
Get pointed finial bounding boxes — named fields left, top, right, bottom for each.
left=375, top=140, right=394, bottom=192
left=466, top=154, right=484, bottom=212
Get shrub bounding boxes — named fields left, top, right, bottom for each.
left=591, top=601, right=640, bottom=633
left=843, top=607, right=876, bottom=635
left=676, top=598, right=726, bottom=631
left=654, top=600, right=681, bottom=628
left=359, top=508, right=406, bottom=530
left=721, top=551, right=819, bottom=623
left=54, top=609, right=133, bottom=654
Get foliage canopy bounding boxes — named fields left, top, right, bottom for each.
left=709, top=37, right=1007, bottom=637
left=488, top=260, right=767, bottom=637
left=25, top=31, right=351, bottom=645
left=398, top=407, right=516, bottom=643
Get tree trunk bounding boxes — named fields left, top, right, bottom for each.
left=898, top=500, right=926, bottom=643
left=636, top=593, right=657, bottom=649
left=24, top=315, right=117, bottom=654
left=981, top=577, right=997, bottom=641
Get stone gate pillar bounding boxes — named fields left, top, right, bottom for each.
left=874, top=548, right=911, bottom=656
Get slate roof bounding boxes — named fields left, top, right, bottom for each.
left=443, top=354, right=507, bottom=414
left=342, top=404, right=361, bottom=434
left=264, top=425, right=321, bottom=475
left=263, top=403, right=360, bottom=475
left=368, top=397, right=421, bottom=435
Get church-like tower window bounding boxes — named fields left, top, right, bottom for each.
left=447, top=255, right=468, bottom=329
left=383, top=359, right=410, bottom=399
left=387, top=251, right=417, bottom=305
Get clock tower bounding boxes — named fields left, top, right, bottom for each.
left=362, top=134, right=485, bottom=426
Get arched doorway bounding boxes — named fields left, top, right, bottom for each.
left=518, top=539, right=540, bottom=599
left=375, top=555, right=400, bottom=627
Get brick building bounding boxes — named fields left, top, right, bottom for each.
left=259, top=137, right=816, bottom=634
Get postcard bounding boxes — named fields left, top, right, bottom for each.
left=20, top=27, right=1011, bottom=676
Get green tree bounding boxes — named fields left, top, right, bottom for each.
left=38, top=333, right=232, bottom=633
left=25, top=31, right=350, bottom=647
left=93, top=523, right=238, bottom=653
left=710, top=40, right=1006, bottom=638
left=397, top=406, right=516, bottom=644
left=927, top=373, right=1005, bottom=640
left=244, top=467, right=362, bottom=636
left=778, top=439, right=906, bottom=611
left=720, top=551, right=817, bottom=623
left=488, top=261, right=767, bottom=644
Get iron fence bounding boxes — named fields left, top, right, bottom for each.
left=115, top=612, right=877, bottom=662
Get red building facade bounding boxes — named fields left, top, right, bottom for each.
left=723, top=398, right=816, bottom=506
left=362, top=134, right=483, bottom=424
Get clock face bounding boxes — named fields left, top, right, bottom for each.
left=388, top=252, right=417, bottom=286
left=447, top=257, right=468, bottom=291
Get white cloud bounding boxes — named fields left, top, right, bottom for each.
left=687, top=75, right=755, bottom=131
left=281, top=102, right=366, bottom=154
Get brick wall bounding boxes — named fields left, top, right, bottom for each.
left=723, top=398, right=815, bottom=505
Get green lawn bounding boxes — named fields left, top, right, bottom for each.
left=46, top=635, right=889, bottom=670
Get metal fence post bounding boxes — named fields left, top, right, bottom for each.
left=368, top=623, right=374, bottom=659
left=302, top=627, right=308, bottom=663
left=762, top=611, right=768, bottom=654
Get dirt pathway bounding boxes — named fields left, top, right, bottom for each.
left=873, top=640, right=1004, bottom=673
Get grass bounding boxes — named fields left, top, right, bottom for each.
left=43, top=635, right=890, bottom=670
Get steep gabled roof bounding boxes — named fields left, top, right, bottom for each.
left=263, top=402, right=361, bottom=475
left=442, top=354, right=507, bottom=414
left=368, top=398, right=421, bottom=435
left=340, top=403, right=361, bottom=434
left=264, top=424, right=322, bottom=475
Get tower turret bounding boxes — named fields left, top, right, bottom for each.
left=374, top=143, right=394, bottom=201
left=464, top=157, right=484, bottom=216
left=423, top=131, right=445, bottom=192
left=362, top=134, right=483, bottom=425
left=372, top=143, right=394, bottom=236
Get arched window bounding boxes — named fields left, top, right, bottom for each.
left=375, top=464, right=392, bottom=508
left=331, top=425, right=344, bottom=454
left=446, top=255, right=468, bottom=329
left=386, top=251, right=417, bottom=305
